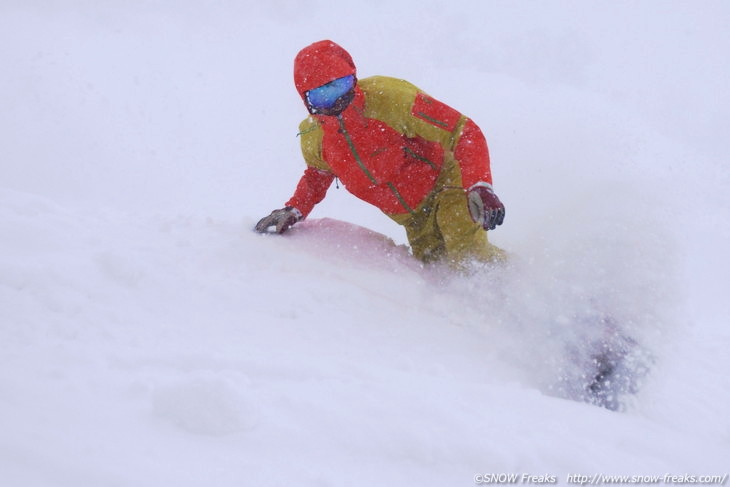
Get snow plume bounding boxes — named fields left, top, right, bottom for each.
left=429, top=174, right=678, bottom=411
left=417, top=75, right=688, bottom=410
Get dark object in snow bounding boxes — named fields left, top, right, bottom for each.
left=554, top=314, right=653, bottom=412
left=584, top=330, right=652, bottom=411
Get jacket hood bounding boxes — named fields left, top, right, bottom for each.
left=294, top=40, right=357, bottom=100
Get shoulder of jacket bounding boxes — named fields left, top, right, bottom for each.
left=359, top=76, right=421, bottom=130
left=358, top=75, right=420, bottom=99
left=360, top=76, right=466, bottom=145
left=297, top=116, right=330, bottom=172
left=298, top=116, right=321, bottom=136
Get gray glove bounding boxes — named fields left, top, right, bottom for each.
left=254, top=206, right=302, bottom=234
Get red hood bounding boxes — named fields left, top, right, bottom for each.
left=294, top=40, right=357, bottom=100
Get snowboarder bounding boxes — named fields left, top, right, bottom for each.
left=255, top=40, right=506, bottom=267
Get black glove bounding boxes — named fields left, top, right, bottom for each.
left=254, top=207, right=302, bottom=234
left=467, top=183, right=505, bottom=231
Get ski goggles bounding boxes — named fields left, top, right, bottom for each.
left=305, top=75, right=356, bottom=110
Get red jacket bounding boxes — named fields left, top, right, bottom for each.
left=287, top=41, right=492, bottom=219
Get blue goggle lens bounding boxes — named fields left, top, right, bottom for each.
left=306, top=75, right=355, bottom=110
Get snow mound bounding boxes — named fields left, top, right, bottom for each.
left=1, top=187, right=728, bottom=487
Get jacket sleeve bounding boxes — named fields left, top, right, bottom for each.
left=407, top=89, right=493, bottom=189
left=285, top=118, right=334, bottom=218
left=452, top=118, right=492, bottom=188
left=285, top=167, right=334, bottom=218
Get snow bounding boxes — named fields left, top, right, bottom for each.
left=2, top=1, right=729, bottom=485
